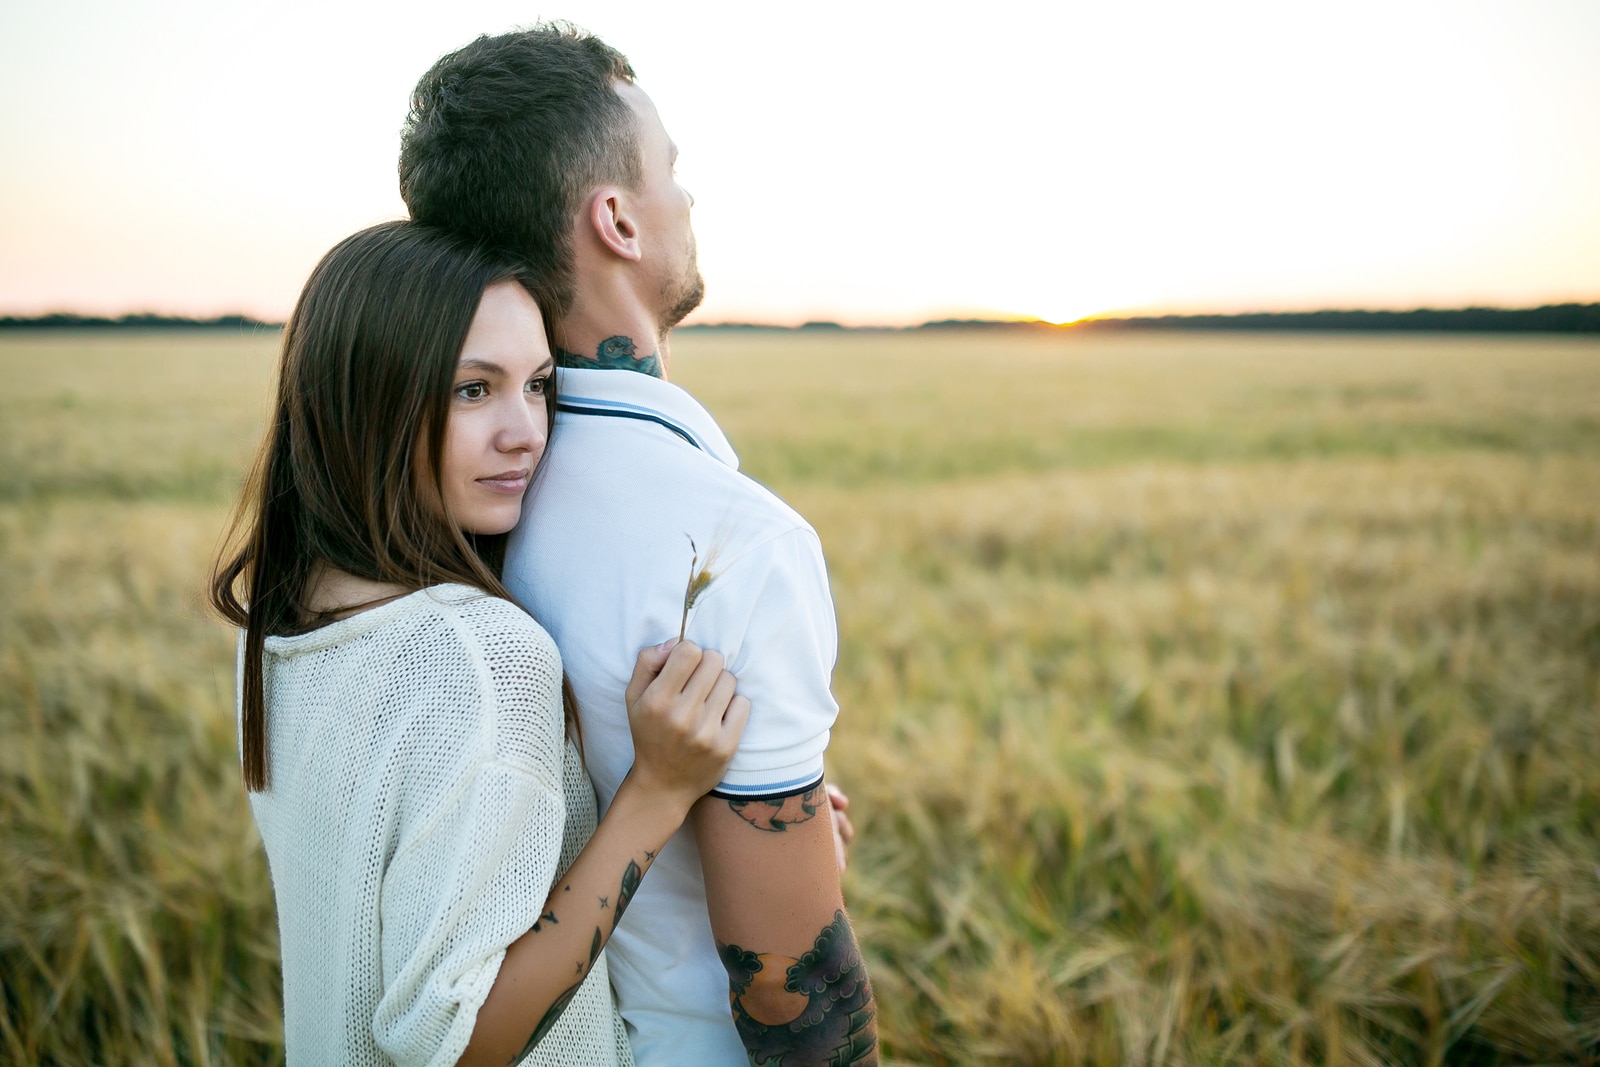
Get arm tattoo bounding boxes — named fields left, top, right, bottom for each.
left=614, top=858, right=643, bottom=930
left=728, top=784, right=825, bottom=833
left=512, top=927, right=602, bottom=1064
left=512, top=979, right=582, bottom=1064
left=717, top=910, right=879, bottom=1066
left=555, top=336, right=663, bottom=379
left=513, top=861, right=639, bottom=1063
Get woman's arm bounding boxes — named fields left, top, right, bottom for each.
left=458, top=639, right=748, bottom=1066
left=462, top=779, right=679, bottom=1065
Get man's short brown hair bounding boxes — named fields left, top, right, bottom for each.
left=399, top=23, right=640, bottom=317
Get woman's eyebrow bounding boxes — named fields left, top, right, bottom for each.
left=457, top=356, right=556, bottom=379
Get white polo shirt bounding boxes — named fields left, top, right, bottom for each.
left=503, top=366, right=839, bottom=1066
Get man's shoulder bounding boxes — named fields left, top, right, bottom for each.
left=539, top=418, right=816, bottom=541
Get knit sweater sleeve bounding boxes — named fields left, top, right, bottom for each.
left=368, top=596, right=570, bottom=1067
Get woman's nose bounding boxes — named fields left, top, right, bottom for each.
left=499, top=398, right=545, bottom=454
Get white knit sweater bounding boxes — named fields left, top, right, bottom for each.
left=245, top=585, right=633, bottom=1067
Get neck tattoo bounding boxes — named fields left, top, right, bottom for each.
left=555, top=336, right=663, bottom=379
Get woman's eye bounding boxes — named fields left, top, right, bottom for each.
left=526, top=375, right=552, bottom=397
left=455, top=382, right=487, bottom=401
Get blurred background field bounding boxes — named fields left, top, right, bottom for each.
left=1, top=327, right=1597, bottom=1065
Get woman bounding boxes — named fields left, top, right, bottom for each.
left=211, top=221, right=747, bottom=1066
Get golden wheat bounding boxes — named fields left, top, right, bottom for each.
left=2, top=327, right=1596, bottom=1065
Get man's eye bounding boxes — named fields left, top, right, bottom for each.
left=455, top=382, right=487, bottom=401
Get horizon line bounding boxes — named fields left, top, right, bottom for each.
left=4, top=302, right=1599, bottom=334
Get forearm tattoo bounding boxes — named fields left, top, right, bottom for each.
left=717, top=910, right=879, bottom=1066
left=555, top=336, right=663, bottom=378
left=615, top=858, right=643, bottom=930
left=512, top=927, right=599, bottom=1064
left=511, top=858, right=648, bottom=1064
left=728, top=784, right=824, bottom=833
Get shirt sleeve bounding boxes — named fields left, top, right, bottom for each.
left=688, top=526, right=840, bottom=799
left=369, top=607, right=570, bottom=1067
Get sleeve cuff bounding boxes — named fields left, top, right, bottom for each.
left=708, top=766, right=825, bottom=802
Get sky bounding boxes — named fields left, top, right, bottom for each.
left=1, top=0, right=1597, bottom=326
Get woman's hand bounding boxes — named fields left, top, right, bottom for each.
left=622, top=639, right=749, bottom=815
left=462, top=640, right=749, bottom=1067
left=826, top=782, right=855, bottom=872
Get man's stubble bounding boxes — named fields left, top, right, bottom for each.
left=659, top=242, right=705, bottom=334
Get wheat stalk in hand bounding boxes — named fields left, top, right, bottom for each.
left=679, top=534, right=719, bottom=642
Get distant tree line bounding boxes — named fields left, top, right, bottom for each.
left=5, top=304, right=1598, bottom=333
left=1076, top=303, right=1600, bottom=334
left=686, top=305, right=1600, bottom=334
left=0, top=313, right=281, bottom=330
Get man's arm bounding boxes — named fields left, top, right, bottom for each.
left=694, top=782, right=879, bottom=1066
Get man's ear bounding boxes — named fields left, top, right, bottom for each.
left=584, top=187, right=643, bottom=262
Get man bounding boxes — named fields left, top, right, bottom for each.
left=399, top=24, right=879, bottom=1067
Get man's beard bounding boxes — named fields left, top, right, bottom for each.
left=658, top=252, right=705, bottom=333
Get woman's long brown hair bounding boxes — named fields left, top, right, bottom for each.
left=210, top=221, right=565, bottom=791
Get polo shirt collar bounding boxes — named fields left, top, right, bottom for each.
left=555, top=366, right=741, bottom=471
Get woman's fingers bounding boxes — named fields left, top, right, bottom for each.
left=657, top=640, right=708, bottom=694
left=704, top=668, right=738, bottom=719
left=649, top=641, right=717, bottom=703
left=827, top=783, right=855, bottom=847
left=625, top=641, right=748, bottom=802
left=627, top=640, right=733, bottom=739
left=626, top=638, right=679, bottom=707
left=679, top=646, right=726, bottom=706
left=719, top=695, right=751, bottom=753
left=628, top=640, right=704, bottom=712
left=826, top=782, right=854, bottom=872
left=826, top=782, right=850, bottom=814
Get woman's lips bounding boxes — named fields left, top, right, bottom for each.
left=476, top=470, right=530, bottom=494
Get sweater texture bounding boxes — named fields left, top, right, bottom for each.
left=244, top=584, right=632, bottom=1067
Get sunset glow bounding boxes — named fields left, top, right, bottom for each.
left=1, top=0, right=1596, bottom=325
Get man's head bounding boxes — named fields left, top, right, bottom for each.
left=399, top=23, right=703, bottom=332
left=399, top=24, right=638, bottom=316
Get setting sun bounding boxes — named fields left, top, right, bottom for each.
left=1, top=0, right=1596, bottom=324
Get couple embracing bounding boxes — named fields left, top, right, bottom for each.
left=212, top=22, right=878, bottom=1067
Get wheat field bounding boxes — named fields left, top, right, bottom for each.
left=1, top=327, right=1597, bottom=1065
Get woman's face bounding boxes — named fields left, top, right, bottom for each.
left=440, top=281, right=554, bottom=535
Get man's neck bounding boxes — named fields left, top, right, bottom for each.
left=554, top=335, right=664, bottom=379
left=554, top=308, right=669, bottom=380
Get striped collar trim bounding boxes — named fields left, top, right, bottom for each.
left=554, top=366, right=740, bottom=470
